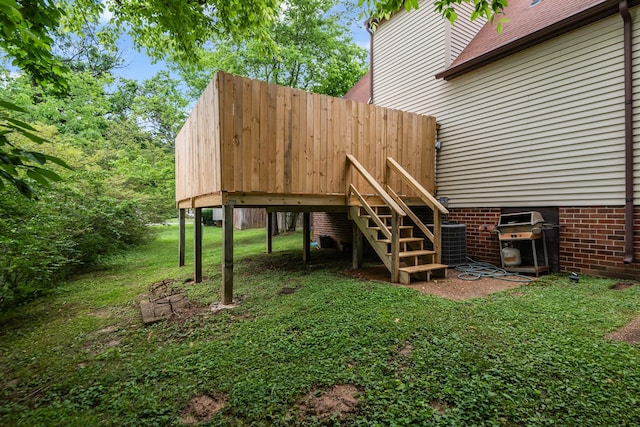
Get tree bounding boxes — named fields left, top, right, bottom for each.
left=1, top=0, right=505, bottom=198
left=360, top=0, right=509, bottom=31
left=78, top=0, right=281, bottom=64
left=179, top=0, right=368, bottom=98
left=1, top=0, right=73, bottom=198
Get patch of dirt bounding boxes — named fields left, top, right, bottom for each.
left=297, top=384, right=360, bottom=422
left=345, top=266, right=528, bottom=301
left=230, top=311, right=253, bottom=322
left=611, top=282, right=638, bottom=290
left=429, top=400, right=450, bottom=415
left=91, top=308, right=111, bottom=318
left=279, top=286, right=298, bottom=295
left=398, top=343, right=414, bottom=358
left=210, top=302, right=238, bottom=313
left=181, top=393, right=228, bottom=425
left=106, top=339, right=120, bottom=348
left=605, top=315, right=640, bottom=344
left=97, top=325, right=118, bottom=334
left=140, top=279, right=210, bottom=325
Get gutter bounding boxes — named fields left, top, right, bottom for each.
left=366, top=20, right=374, bottom=104
left=436, top=0, right=640, bottom=81
left=620, top=0, right=635, bottom=264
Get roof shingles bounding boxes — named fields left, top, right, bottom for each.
left=438, top=0, right=627, bottom=79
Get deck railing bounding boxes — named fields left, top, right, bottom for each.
left=175, top=72, right=437, bottom=208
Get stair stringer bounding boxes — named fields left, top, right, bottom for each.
left=349, top=206, right=392, bottom=272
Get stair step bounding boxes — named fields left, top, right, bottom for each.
left=399, top=263, right=448, bottom=274
left=390, top=250, right=436, bottom=258
left=378, top=237, right=423, bottom=244
left=361, top=214, right=393, bottom=219
left=369, top=225, right=413, bottom=231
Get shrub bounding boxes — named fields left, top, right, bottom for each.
left=0, top=185, right=150, bottom=307
left=201, top=208, right=214, bottom=225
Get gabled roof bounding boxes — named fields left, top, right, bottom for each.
left=436, top=0, right=639, bottom=80
left=343, top=71, right=371, bottom=103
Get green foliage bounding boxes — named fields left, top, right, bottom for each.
left=64, top=0, right=281, bottom=65
left=2, top=227, right=640, bottom=425
left=0, top=184, right=148, bottom=306
left=0, top=36, right=181, bottom=303
left=0, top=0, right=69, bottom=90
left=0, top=0, right=75, bottom=197
left=202, top=208, right=216, bottom=226
left=362, top=0, right=509, bottom=32
left=0, top=99, right=73, bottom=198
left=179, top=0, right=368, bottom=98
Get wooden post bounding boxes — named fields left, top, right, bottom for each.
left=434, top=210, right=442, bottom=264
left=266, top=211, right=273, bottom=254
left=222, top=201, right=235, bottom=304
left=352, top=221, right=363, bottom=269
left=194, top=208, right=202, bottom=283
left=391, top=211, right=399, bottom=283
left=179, top=209, right=186, bottom=267
left=303, top=212, right=311, bottom=263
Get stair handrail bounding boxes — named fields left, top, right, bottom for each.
left=387, top=186, right=434, bottom=242
left=347, top=154, right=405, bottom=282
left=386, top=157, right=449, bottom=215
left=386, top=157, right=448, bottom=265
left=347, top=154, right=406, bottom=217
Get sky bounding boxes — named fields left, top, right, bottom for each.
left=109, top=5, right=371, bottom=82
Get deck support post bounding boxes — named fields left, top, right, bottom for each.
left=266, top=212, right=273, bottom=254
left=222, top=201, right=235, bottom=305
left=390, top=211, right=399, bottom=283
left=352, top=221, right=363, bottom=269
left=179, top=208, right=186, bottom=267
left=194, top=208, right=202, bottom=283
left=303, top=212, right=311, bottom=263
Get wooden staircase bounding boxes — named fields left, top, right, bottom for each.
left=347, top=155, right=449, bottom=285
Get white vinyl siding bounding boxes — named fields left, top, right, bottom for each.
left=374, top=7, right=636, bottom=208
left=374, top=3, right=446, bottom=111
left=447, top=3, right=486, bottom=65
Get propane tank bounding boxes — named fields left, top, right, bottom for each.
left=502, top=246, right=522, bottom=267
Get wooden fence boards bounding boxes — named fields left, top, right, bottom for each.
left=175, top=71, right=437, bottom=206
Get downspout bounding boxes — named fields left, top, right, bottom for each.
left=620, top=1, right=635, bottom=264
left=365, top=21, right=374, bottom=104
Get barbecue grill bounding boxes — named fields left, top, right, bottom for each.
left=496, top=211, right=544, bottom=240
left=496, top=211, right=549, bottom=276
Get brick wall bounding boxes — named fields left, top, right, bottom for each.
left=447, top=206, right=639, bottom=279
left=447, top=208, right=502, bottom=265
left=560, top=206, right=640, bottom=280
left=312, top=212, right=353, bottom=251
left=315, top=206, right=640, bottom=279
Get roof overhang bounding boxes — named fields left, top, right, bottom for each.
left=436, top=0, right=640, bottom=81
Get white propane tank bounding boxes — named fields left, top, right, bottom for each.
left=502, top=246, right=522, bottom=267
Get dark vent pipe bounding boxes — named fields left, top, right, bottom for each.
left=620, top=0, right=635, bottom=264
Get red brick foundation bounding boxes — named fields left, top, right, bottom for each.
left=314, top=206, right=640, bottom=279
left=446, top=208, right=502, bottom=265
left=559, top=206, right=640, bottom=280
left=312, top=212, right=352, bottom=251
left=447, top=206, right=640, bottom=280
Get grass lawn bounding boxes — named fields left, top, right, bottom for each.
left=1, top=224, right=640, bottom=426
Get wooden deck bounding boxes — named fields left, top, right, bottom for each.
left=175, top=72, right=446, bottom=303
left=175, top=71, right=436, bottom=209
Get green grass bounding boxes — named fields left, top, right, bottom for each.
left=2, top=224, right=640, bottom=426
